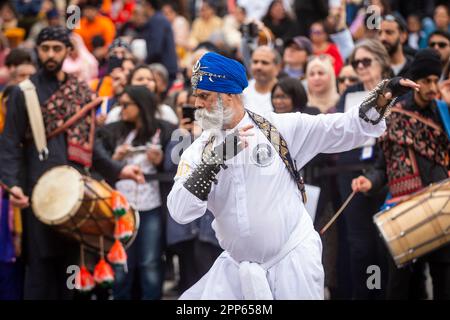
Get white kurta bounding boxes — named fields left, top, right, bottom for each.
left=167, top=105, right=386, bottom=300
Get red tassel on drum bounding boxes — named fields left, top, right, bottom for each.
left=114, top=216, right=133, bottom=242
left=107, top=239, right=127, bottom=266
left=94, top=237, right=114, bottom=286
left=93, top=258, right=114, bottom=286
left=77, top=245, right=95, bottom=292
left=111, top=190, right=129, bottom=217
left=77, top=266, right=95, bottom=292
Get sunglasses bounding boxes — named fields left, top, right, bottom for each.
left=351, top=58, right=372, bottom=69
left=429, top=41, right=449, bottom=49
left=337, top=76, right=359, bottom=83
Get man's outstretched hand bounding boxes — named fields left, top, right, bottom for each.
left=375, top=77, right=420, bottom=108
left=383, top=77, right=420, bottom=100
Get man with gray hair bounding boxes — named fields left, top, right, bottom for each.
left=167, top=51, right=419, bottom=299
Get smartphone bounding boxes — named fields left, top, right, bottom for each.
left=182, top=105, right=196, bottom=123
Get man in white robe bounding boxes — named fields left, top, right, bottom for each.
left=167, top=52, right=420, bottom=300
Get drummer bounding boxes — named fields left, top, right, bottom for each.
left=0, top=26, right=144, bottom=299
left=352, top=49, right=450, bottom=300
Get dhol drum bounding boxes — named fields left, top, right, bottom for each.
left=373, top=178, right=450, bottom=267
left=32, top=166, right=139, bottom=251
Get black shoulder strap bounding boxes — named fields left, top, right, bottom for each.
left=246, top=109, right=307, bottom=203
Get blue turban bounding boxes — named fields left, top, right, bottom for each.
left=191, top=52, right=248, bottom=94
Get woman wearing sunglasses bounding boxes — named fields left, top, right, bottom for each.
left=334, top=39, right=393, bottom=300
left=337, top=64, right=359, bottom=94
left=96, top=85, right=177, bottom=299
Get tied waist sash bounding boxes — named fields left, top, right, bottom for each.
left=222, top=217, right=311, bottom=300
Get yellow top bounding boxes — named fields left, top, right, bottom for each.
left=189, top=16, right=223, bottom=47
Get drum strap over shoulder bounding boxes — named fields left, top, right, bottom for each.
left=18, top=80, right=103, bottom=163
left=47, top=97, right=103, bottom=140
left=246, top=109, right=307, bottom=203
left=19, top=79, right=48, bottom=161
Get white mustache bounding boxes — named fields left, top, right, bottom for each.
left=195, top=97, right=234, bottom=130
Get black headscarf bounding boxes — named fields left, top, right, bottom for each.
left=36, top=26, right=72, bottom=48
left=408, top=49, right=442, bottom=81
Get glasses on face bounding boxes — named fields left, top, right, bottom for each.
left=429, top=41, right=449, bottom=49
left=351, top=58, right=372, bottom=69
left=337, top=76, right=359, bottom=84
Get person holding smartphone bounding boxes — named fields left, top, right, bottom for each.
left=174, top=89, right=202, bottom=138
left=165, top=88, right=222, bottom=294
left=96, top=85, right=176, bottom=299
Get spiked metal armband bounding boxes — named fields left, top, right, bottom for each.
left=183, top=132, right=242, bottom=201
left=183, top=148, right=228, bottom=200
left=359, top=79, right=393, bottom=125
left=359, top=77, right=412, bottom=125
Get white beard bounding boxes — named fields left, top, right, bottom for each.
left=195, top=95, right=235, bottom=130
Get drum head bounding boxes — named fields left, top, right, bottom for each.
left=32, top=166, right=84, bottom=225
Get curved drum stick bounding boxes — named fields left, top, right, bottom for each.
left=320, top=191, right=356, bottom=235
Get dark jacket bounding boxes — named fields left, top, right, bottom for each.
left=366, top=95, right=449, bottom=193
left=262, top=17, right=300, bottom=44
left=336, top=83, right=374, bottom=167
left=365, top=95, right=450, bottom=263
left=0, top=70, right=125, bottom=259
left=395, top=54, right=414, bottom=78
left=163, top=133, right=220, bottom=248
left=294, top=0, right=329, bottom=36
left=138, top=12, right=178, bottom=85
